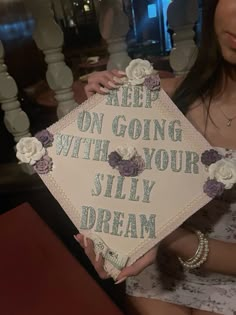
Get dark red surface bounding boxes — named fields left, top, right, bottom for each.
left=0, top=203, right=124, bottom=315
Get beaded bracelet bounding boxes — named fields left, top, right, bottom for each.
left=178, top=229, right=209, bottom=269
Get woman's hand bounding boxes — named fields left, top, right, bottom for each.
left=84, top=69, right=126, bottom=98
left=74, top=234, right=158, bottom=284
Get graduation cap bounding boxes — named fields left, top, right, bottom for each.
left=16, top=59, right=220, bottom=279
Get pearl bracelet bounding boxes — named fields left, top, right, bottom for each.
left=178, top=229, right=209, bottom=269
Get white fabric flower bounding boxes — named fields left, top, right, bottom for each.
left=116, top=145, right=137, bottom=160
left=208, top=158, right=236, bottom=189
left=126, top=59, right=154, bottom=85
left=16, top=137, right=46, bottom=166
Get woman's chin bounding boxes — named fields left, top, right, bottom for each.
left=222, top=48, right=236, bottom=65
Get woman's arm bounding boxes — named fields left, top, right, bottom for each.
left=162, top=227, right=236, bottom=276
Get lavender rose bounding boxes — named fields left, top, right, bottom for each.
left=132, top=156, right=145, bottom=174
left=108, top=151, right=122, bottom=168
left=144, top=75, right=161, bottom=91
left=118, top=160, right=139, bottom=177
left=203, top=179, right=225, bottom=198
left=35, top=129, right=54, bottom=148
left=201, top=149, right=222, bottom=166
left=34, top=155, right=53, bottom=175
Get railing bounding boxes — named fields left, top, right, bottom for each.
left=0, top=0, right=199, bottom=144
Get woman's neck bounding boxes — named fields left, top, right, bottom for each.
left=217, top=70, right=236, bottom=103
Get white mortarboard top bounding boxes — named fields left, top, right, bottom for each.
left=17, top=59, right=235, bottom=280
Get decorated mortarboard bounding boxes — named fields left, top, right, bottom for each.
left=16, top=59, right=236, bottom=279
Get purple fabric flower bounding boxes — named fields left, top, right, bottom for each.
left=118, top=160, right=139, bottom=177
left=201, top=149, right=222, bottom=166
left=34, top=154, right=53, bottom=175
left=108, top=151, right=122, bottom=168
left=144, top=75, right=161, bottom=91
left=132, top=156, right=145, bottom=174
left=35, top=129, right=54, bottom=148
left=203, top=179, right=225, bottom=198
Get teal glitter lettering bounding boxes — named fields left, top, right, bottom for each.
left=91, top=173, right=104, bottom=197
left=185, top=151, right=199, bottom=174
left=106, top=90, right=119, bottom=106
left=146, top=90, right=158, bottom=108
left=155, top=149, right=169, bottom=171
left=142, top=180, right=155, bottom=203
left=146, top=90, right=152, bottom=108
left=104, top=175, right=115, bottom=198
left=143, top=148, right=155, bottom=169
left=77, top=111, right=91, bottom=132
left=111, top=211, right=124, bottom=236
left=71, top=137, right=82, bottom=158
left=151, top=91, right=159, bottom=102
left=128, top=119, right=142, bottom=140
left=140, top=214, right=156, bottom=238
left=134, top=86, right=143, bottom=107
left=90, top=112, right=104, bottom=134
left=95, top=208, right=111, bottom=233
left=121, top=86, right=130, bottom=107
left=115, top=176, right=126, bottom=199
left=129, top=178, right=140, bottom=202
left=128, top=85, right=133, bottom=107
left=153, top=119, right=166, bottom=140
left=112, top=115, right=127, bottom=137
left=56, top=134, right=73, bottom=156
left=93, top=140, right=110, bottom=161
left=143, top=119, right=151, bottom=140
left=82, top=138, right=94, bottom=159
left=80, top=206, right=96, bottom=229
left=171, top=150, right=183, bottom=172
left=169, top=120, right=182, bottom=142
left=124, top=214, right=138, bottom=238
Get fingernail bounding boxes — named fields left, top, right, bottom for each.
left=118, top=70, right=126, bottom=75
left=108, top=81, right=118, bottom=89
left=73, top=235, right=80, bottom=242
left=95, top=252, right=100, bottom=262
left=113, top=77, right=124, bottom=84
left=115, top=277, right=127, bottom=285
left=100, top=87, right=109, bottom=93
left=83, top=236, right=88, bottom=248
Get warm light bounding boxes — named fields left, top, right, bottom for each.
left=84, top=4, right=90, bottom=12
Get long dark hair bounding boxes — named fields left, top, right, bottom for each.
left=172, top=0, right=232, bottom=114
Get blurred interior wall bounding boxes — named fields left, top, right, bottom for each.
left=0, top=0, right=46, bottom=88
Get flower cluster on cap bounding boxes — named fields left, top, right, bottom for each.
left=16, top=129, right=54, bottom=175
left=201, top=149, right=236, bottom=198
left=125, top=59, right=161, bottom=91
left=108, top=145, right=145, bottom=177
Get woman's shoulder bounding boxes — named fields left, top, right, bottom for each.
left=161, top=76, right=184, bottom=97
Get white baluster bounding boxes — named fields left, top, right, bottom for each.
left=24, top=0, right=78, bottom=118
left=0, top=41, right=31, bottom=142
left=167, top=0, right=199, bottom=75
left=95, top=0, right=131, bottom=71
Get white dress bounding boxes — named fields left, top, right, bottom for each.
left=126, top=148, right=236, bottom=315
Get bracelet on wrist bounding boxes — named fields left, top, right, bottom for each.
left=178, top=229, right=209, bottom=270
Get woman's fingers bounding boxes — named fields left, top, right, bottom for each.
left=116, top=246, right=158, bottom=282
left=104, top=70, right=126, bottom=86
left=85, top=70, right=126, bottom=98
left=111, top=69, right=126, bottom=77
left=74, top=234, right=110, bottom=279
left=84, top=82, right=108, bottom=98
left=97, top=77, right=119, bottom=89
left=75, top=234, right=158, bottom=283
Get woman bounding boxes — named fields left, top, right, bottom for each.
left=75, top=1, right=236, bottom=314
